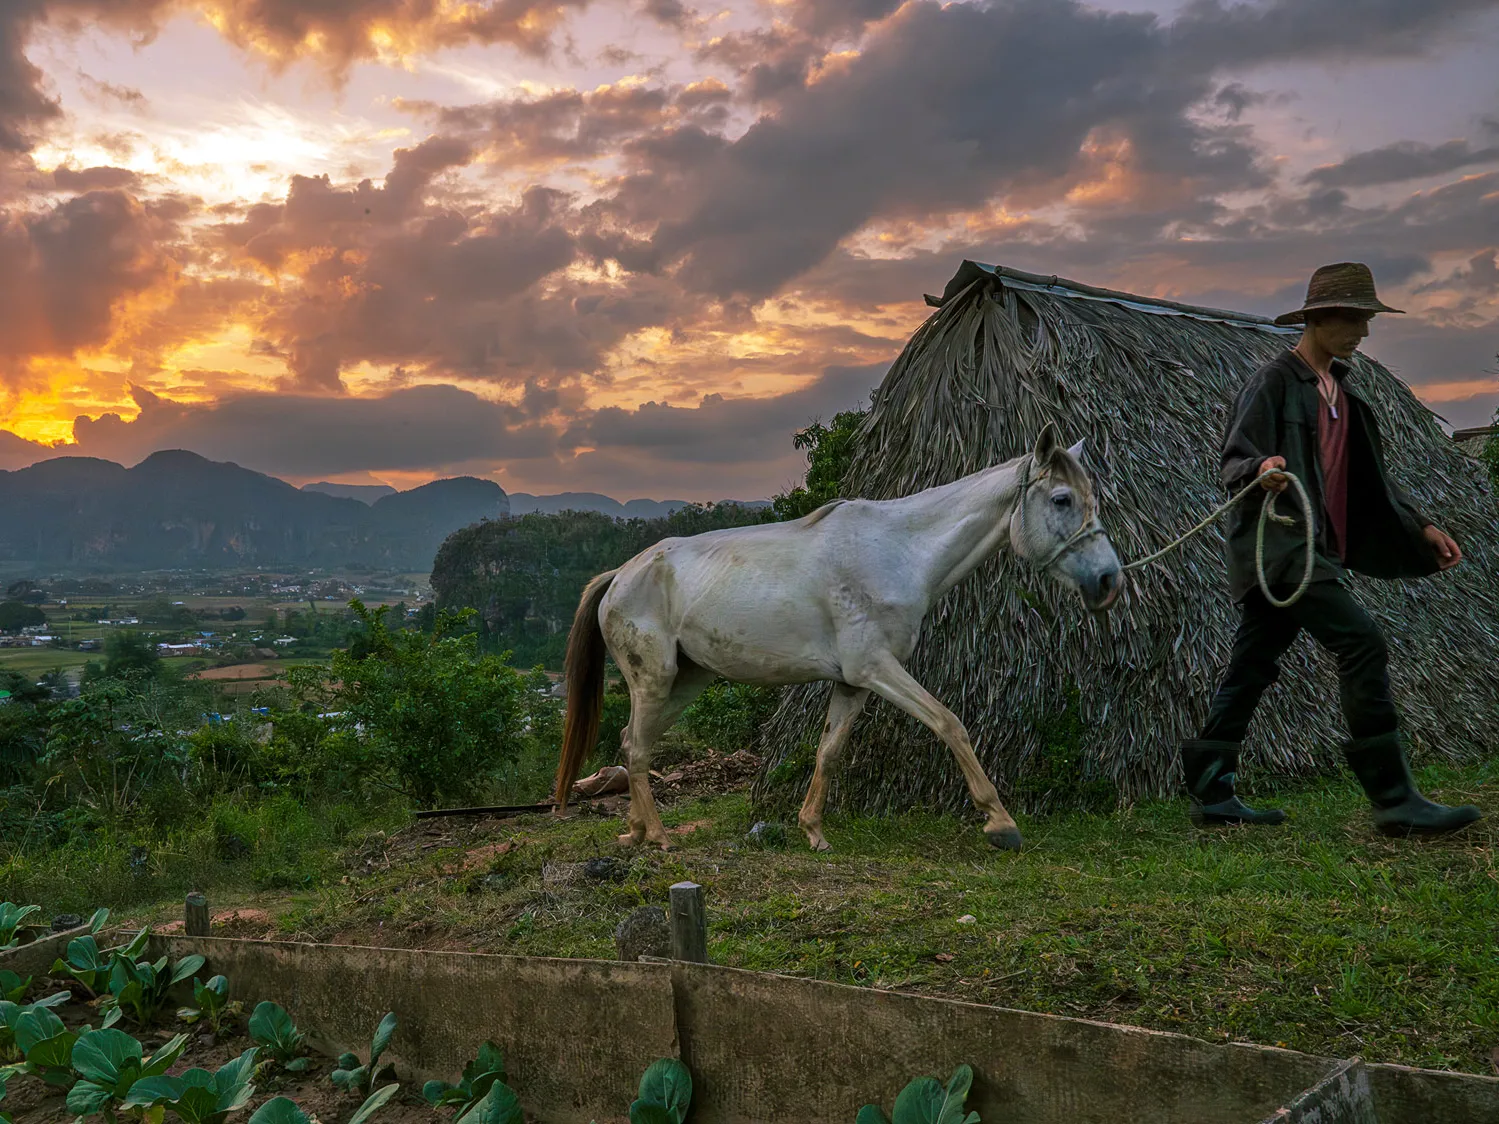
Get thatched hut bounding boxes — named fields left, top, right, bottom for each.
left=753, top=260, right=1499, bottom=815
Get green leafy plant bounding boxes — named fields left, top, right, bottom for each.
left=102, top=953, right=206, bottom=1028
left=52, top=913, right=146, bottom=999
left=452, top=1080, right=522, bottom=1124
left=247, top=1002, right=309, bottom=1072
left=856, top=1064, right=980, bottom=1124
left=14, top=1006, right=81, bottom=1088
left=0, top=905, right=40, bottom=951
left=1, top=992, right=72, bottom=1059
left=0, top=975, right=30, bottom=1005
left=629, top=1058, right=692, bottom=1124
left=176, top=976, right=237, bottom=1035
left=122, top=1047, right=258, bottom=1124
left=422, top=1040, right=505, bottom=1115
left=249, top=1085, right=399, bottom=1124
left=66, top=1027, right=189, bottom=1121
left=331, top=1012, right=397, bottom=1094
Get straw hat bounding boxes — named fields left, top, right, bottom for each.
left=1274, top=262, right=1405, bottom=326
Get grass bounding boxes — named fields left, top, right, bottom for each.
left=0, top=648, right=91, bottom=675
left=15, top=755, right=1497, bottom=1076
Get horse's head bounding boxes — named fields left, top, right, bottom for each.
left=1010, top=422, right=1123, bottom=612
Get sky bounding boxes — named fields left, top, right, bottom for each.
left=0, top=0, right=1495, bottom=502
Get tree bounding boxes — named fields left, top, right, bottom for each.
left=769, top=409, right=867, bottom=521
left=5, top=580, right=44, bottom=604
left=0, top=601, right=45, bottom=633
left=331, top=601, right=547, bottom=805
left=103, top=630, right=161, bottom=678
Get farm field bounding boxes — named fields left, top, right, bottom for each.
left=96, top=751, right=1499, bottom=1078
left=0, top=646, right=91, bottom=675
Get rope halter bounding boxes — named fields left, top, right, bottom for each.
left=1013, top=453, right=1109, bottom=572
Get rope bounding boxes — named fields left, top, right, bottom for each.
left=1122, top=469, right=1317, bottom=608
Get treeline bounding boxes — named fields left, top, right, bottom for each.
left=429, top=407, right=866, bottom=668
left=429, top=504, right=769, bottom=667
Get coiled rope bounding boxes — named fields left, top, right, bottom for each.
left=1122, top=469, right=1316, bottom=608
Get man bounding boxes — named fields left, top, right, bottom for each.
left=1181, top=262, right=1483, bottom=836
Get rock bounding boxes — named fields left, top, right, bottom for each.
left=956, top=914, right=977, bottom=925
left=51, top=913, right=84, bottom=932
left=747, top=821, right=788, bottom=849
left=583, top=857, right=623, bottom=882
left=614, top=907, right=670, bottom=962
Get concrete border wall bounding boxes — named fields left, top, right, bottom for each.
left=146, top=937, right=1499, bottom=1124
left=0, top=924, right=89, bottom=980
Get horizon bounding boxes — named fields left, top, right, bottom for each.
left=0, top=444, right=769, bottom=506
left=0, top=2, right=1496, bottom=501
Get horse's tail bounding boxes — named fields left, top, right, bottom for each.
left=554, top=569, right=619, bottom=810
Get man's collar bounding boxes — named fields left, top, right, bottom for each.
left=1285, top=348, right=1350, bottom=383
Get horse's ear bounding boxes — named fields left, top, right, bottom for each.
left=1066, top=438, right=1086, bottom=466
left=1032, top=422, right=1060, bottom=466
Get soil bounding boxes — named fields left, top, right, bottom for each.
left=190, top=664, right=285, bottom=682
left=2, top=990, right=456, bottom=1124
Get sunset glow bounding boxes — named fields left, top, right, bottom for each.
left=1, top=0, right=1496, bottom=499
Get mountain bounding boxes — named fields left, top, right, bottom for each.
left=507, top=493, right=770, bottom=518
left=0, top=451, right=509, bottom=571
left=301, top=482, right=399, bottom=503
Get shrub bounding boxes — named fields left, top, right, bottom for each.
left=331, top=603, right=540, bottom=805
left=679, top=681, right=779, bottom=753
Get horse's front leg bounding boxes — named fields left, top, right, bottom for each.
left=797, top=683, right=870, bottom=851
left=852, top=653, right=1022, bottom=850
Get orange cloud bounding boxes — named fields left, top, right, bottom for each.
left=198, top=0, right=590, bottom=74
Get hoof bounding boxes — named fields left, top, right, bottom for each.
left=807, top=838, right=832, bottom=853
left=616, top=832, right=644, bottom=848
left=985, top=826, right=1023, bottom=851
left=652, top=839, right=676, bottom=853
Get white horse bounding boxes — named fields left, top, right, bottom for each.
left=553, top=424, right=1123, bottom=852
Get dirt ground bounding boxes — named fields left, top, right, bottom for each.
left=190, top=663, right=284, bottom=681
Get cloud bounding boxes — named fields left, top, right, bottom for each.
left=69, top=383, right=554, bottom=476
left=52, top=164, right=142, bottom=191
left=561, top=362, right=881, bottom=465
left=216, top=137, right=600, bottom=389
left=1303, top=139, right=1499, bottom=189
left=0, top=187, right=181, bottom=367
left=197, top=0, right=591, bottom=71
left=56, top=361, right=883, bottom=498
left=436, top=79, right=730, bottom=167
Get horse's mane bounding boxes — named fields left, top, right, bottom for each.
left=798, top=499, right=847, bottom=527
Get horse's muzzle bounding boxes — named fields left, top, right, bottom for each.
left=1087, top=568, right=1124, bottom=612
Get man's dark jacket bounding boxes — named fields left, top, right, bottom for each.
left=1219, top=350, right=1438, bottom=602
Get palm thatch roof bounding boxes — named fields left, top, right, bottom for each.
left=752, top=261, right=1499, bottom=815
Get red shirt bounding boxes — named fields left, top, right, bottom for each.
left=1317, top=381, right=1350, bottom=561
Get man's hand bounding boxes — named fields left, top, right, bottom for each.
left=1423, top=524, right=1463, bottom=571
left=1257, top=456, right=1289, bottom=493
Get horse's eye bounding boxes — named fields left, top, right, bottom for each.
left=1051, top=493, right=1072, bottom=509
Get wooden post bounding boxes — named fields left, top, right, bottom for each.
left=185, top=892, right=209, bottom=937
left=668, top=881, right=707, bottom=963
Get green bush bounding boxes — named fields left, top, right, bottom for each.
left=330, top=602, right=545, bottom=806
left=679, top=681, right=779, bottom=753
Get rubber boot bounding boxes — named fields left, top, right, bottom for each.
left=1344, top=732, right=1483, bottom=837
left=1181, top=739, right=1286, bottom=827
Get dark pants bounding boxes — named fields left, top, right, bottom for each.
left=1199, top=580, right=1397, bottom=743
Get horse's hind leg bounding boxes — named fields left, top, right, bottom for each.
left=618, top=656, right=715, bottom=851
left=797, top=684, right=869, bottom=852
left=852, top=653, right=1022, bottom=850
